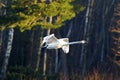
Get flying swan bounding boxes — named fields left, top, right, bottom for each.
left=42, top=34, right=87, bottom=54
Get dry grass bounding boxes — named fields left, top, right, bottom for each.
left=65, top=68, right=120, bottom=80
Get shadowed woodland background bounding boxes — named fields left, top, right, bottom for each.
left=0, top=0, right=120, bottom=80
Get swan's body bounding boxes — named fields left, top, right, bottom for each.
left=42, top=34, right=86, bottom=53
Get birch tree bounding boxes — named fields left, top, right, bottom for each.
left=0, top=0, right=84, bottom=79
left=0, top=0, right=15, bottom=80
left=1, top=29, right=14, bottom=80
left=79, top=0, right=92, bottom=78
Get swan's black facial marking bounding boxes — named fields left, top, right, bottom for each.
left=42, top=42, right=46, bottom=46
left=42, top=42, right=48, bottom=48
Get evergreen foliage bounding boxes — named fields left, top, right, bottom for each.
left=0, top=0, right=84, bottom=32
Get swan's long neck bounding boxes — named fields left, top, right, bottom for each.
left=63, top=41, right=86, bottom=46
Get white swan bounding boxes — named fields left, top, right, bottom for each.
left=42, top=34, right=86, bottom=53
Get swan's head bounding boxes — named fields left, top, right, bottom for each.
left=80, top=40, right=87, bottom=44
left=41, top=34, right=54, bottom=46
left=41, top=37, right=48, bottom=47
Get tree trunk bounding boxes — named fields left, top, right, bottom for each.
left=60, top=51, right=68, bottom=80
left=100, top=3, right=105, bottom=62
left=35, top=29, right=43, bottom=72
left=55, top=49, right=58, bottom=73
left=80, top=0, right=91, bottom=78
left=66, top=21, right=73, bottom=38
left=59, top=28, right=69, bottom=80
left=43, top=28, right=51, bottom=80
left=1, top=28, right=14, bottom=80
left=43, top=15, right=52, bottom=80
left=28, top=31, right=34, bottom=67
left=80, top=0, right=91, bottom=65
left=0, top=31, right=3, bottom=62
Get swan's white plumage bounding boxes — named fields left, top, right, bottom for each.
left=58, top=38, right=69, bottom=53
left=42, top=34, right=86, bottom=54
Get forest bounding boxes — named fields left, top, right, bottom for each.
left=0, top=0, right=120, bottom=80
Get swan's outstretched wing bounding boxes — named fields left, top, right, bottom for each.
left=42, top=34, right=58, bottom=45
left=59, top=38, right=69, bottom=54
left=46, top=35, right=58, bottom=44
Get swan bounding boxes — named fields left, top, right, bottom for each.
left=42, top=34, right=87, bottom=53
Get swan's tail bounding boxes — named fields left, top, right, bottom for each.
left=59, top=38, right=69, bottom=54
left=62, top=44, right=69, bottom=53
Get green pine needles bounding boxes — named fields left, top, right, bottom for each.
left=0, top=0, right=85, bottom=32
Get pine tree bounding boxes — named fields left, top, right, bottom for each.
left=0, top=0, right=84, bottom=79
left=110, top=2, right=120, bottom=66
left=0, top=0, right=84, bottom=31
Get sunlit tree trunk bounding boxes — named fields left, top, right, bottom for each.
left=43, top=15, right=52, bottom=80
left=35, top=29, right=43, bottom=72
left=43, top=28, right=51, bottom=80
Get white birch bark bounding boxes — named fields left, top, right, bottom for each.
left=80, top=0, right=91, bottom=65
left=66, top=21, right=73, bottom=38
left=80, top=0, right=94, bottom=78
left=1, top=28, right=14, bottom=80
